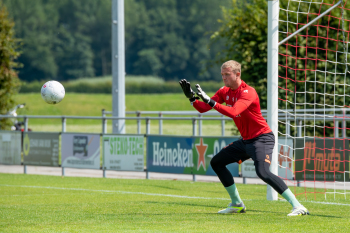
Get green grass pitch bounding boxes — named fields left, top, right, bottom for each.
left=0, top=173, right=349, bottom=232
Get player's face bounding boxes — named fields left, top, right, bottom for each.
left=221, top=67, right=240, bottom=88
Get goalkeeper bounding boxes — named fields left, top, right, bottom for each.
left=179, top=60, right=309, bottom=217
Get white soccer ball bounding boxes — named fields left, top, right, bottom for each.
left=41, top=80, right=65, bottom=104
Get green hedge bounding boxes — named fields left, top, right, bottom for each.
left=19, top=81, right=224, bottom=94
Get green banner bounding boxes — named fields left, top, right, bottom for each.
left=295, top=138, right=350, bottom=181
left=185, top=137, right=239, bottom=176
left=23, top=132, right=59, bottom=167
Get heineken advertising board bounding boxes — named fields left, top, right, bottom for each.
left=61, top=133, right=100, bottom=169
left=295, top=138, right=350, bottom=181
left=23, top=132, right=59, bottom=166
left=0, top=131, right=21, bottom=165
left=147, top=136, right=193, bottom=174
left=103, top=135, right=144, bottom=171
left=146, top=136, right=239, bottom=176
left=190, top=137, right=240, bottom=176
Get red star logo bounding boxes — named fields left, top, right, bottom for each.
left=195, top=138, right=208, bottom=171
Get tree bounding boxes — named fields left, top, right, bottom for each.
left=125, top=0, right=231, bottom=80
left=53, top=0, right=96, bottom=80
left=211, top=0, right=268, bottom=83
left=0, top=4, right=21, bottom=129
left=176, top=0, right=231, bottom=81
left=88, top=0, right=111, bottom=77
left=2, top=0, right=231, bottom=82
left=3, top=0, right=58, bottom=81
left=3, top=0, right=97, bottom=81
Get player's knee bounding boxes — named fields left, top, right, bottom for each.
left=255, top=166, right=271, bottom=182
left=210, top=156, right=218, bottom=169
left=210, top=155, right=223, bottom=170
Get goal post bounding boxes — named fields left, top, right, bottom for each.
left=267, top=0, right=279, bottom=201
left=269, top=0, right=350, bottom=201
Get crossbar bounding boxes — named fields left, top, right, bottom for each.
left=278, top=0, right=342, bottom=46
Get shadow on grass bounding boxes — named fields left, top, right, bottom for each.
left=144, top=185, right=181, bottom=191
left=145, top=201, right=284, bottom=214
left=142, top=201, right=345, bottom=218
left=145, top=201, right=220, bottom=209
left=303, top=214, right=342, bottom=218
left=248, top=209, right=342, bottom=218
left=205, top=190, right=226, bottom=194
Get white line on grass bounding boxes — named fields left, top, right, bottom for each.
left=0, top=194, right=62, bottom=197
left=0, top=184, right=231, bottom=201
left=278, top=198, right=350, bottom=206
left=304, top=200, right=350, bottom=206
left=1, top=184, right=349, bottom=206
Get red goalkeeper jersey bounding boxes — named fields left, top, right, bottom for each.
left=192, top=81, right=271, bottom=140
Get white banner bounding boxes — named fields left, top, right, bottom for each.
left=241, top=138, right=294, bottom=180
left=0, top=131, right=21, bottom=165
left=277, top=138, right=294, bottom=180
left=61, top=133, right=100, bottom=169
left=103, top=135, right=144, bottom=171
left=241, top=159, right=256, bottom=178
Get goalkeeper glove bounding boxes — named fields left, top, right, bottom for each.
left=195, top=84, right=216, bottom=107
left=179, top=79, right=199, bottom=103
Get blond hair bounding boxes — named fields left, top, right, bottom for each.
left=221, top=60, right=241, bottom=74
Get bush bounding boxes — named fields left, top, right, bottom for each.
left=0, top=5, right=21, bottom=130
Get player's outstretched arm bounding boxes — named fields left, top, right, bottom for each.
left=196, top=84, right=254, bottom=118
left=179, top=79, right=199, bottom=103
left=195, top=84, right=216, bottom=107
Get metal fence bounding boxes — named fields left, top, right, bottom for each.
left=1, top=109, right=349, bottom=189
left=0, top=108, right=349, bottom=137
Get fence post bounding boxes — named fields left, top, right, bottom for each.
left=335, top=120, right=339, bottom=138
left=192, top=118, right=197, bottom=136
left=159, top=112, right=163, bottom=135
left=137, top=111, right=141, bottom=134
left=146, top=170, right=150, bottom=179
left=24, top=117, right=28, bottom=132
left=198, top=114, right=202, bottom=136
left=61, top=116, right=65, bottom=176
left=243, top=177, right=247, bottom=184
left=102, top=118, right=107, bottom=134
left=102, top=109, right=107, bottom=134
left=297, top=120, right=302, bottom=137
left=221, top=115, right=225, bottom=136
left=192, top=118, right=197, bottom=182
left=146, top=118, right=150, bottom=135
left=24, top=164, right=27, bottom=174
left=343, top=109, right=346, bottom=138
left=62, top=117, right=66, bottom=133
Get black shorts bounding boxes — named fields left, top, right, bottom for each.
left=211, top=132, right=288, bottom=193
left=219, top=132, right=275, bottom=165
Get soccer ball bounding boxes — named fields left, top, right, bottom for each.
left=41, top=81, right=65, bottom=104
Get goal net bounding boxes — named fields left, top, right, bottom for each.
left=278, top=0, right=350, bottom=200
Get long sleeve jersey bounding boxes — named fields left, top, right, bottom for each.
left=193, top=81, right=271, bottom=140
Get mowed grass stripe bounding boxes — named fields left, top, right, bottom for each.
left=13, top=93, right=239, bottom=136
left=14, top=93, right=202, bottom=118
left=2, top=183, right=350, bottom=206
left=1, top=174, right=350, bottom=233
